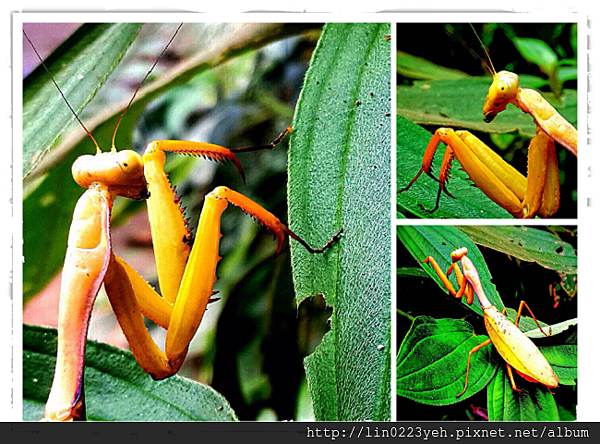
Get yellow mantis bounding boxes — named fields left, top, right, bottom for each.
left=418, top=247, right=559, bottom=397
left=399, top=25, right=577, bottom=218
left=25, top=25, right=342, bottom=421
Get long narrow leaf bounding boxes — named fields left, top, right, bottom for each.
left=288, top=23, right=391, bottom=421
left=457, top=226, right=577, bottom=274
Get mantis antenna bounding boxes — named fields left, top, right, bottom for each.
left=23, top=28, right=101, bottom=152
left=111, top=23, right=184, bottom=150
left=442, top=24, right=497, bottom=77
left=468, top=23, right=497, bottom=76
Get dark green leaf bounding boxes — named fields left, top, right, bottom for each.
left=23, top=325, right=237, bottom=421
left=487, top=366, right=559, bottom=421
left=397, top=316, right=498, bottom=405
left=397, top=50, right=469, bottom=80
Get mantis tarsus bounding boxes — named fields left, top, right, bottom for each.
left=26, top=24, right=342, bottom=421
left=399, top=25, right=577, bottom=218
left=419, top=247, right=559, bottom=397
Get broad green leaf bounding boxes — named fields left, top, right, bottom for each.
left=397, top=225, right=503, bottom=316
left=397, top=50, right=469, bottom=80
left=23, top=325, right=237, bottom=421
left=22, top=23, right=303, bottom=303
left=396, top=316, right=498, bottom=405
left=23, top=23, right=142, bottom=178
left=397, top=76, right=577, bottom=137
left=456, top=226, right=577, bottom=274
left=533, top=327, right=578, bottom=385
left=396, top=115, right=512, bottom=219
left=288, top=23, right=391, bottom=421
left=487, top=365, right=559, bottom=421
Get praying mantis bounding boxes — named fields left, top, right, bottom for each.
left=396, top=225, right=577, bottom=420
left=24, top=24, right=343, bottom=421
left=397, top=23, right=578, bottom=218
left=418, top=247, right=559, bottom=397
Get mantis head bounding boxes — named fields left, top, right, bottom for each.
left=483, top=70, right=520, bottom=123
left=450, top=247, right=469, bottom=263
left=72, top=150, right=149, bottom=200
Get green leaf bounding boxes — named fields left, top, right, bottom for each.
left=513, top=38, right=559, bottom=77
left=397, top=225, right=503, bottom=317
left=23, top=325, right=237, bottom=421
left=535, top=327, right=578, bottom=385
left=396, top=115, right=512, bottom=219
left=487, top=365, right=559, bottom=421
left=397, top=50, right=470, bottom=80
left=557, top=66, right=578, bottom=84
left=456, top=226, right=577, bottom=274
left=23, top=23, right=142, bottom=179
left=396, top=316, right=498, bottom=405
left=288, top=23, right=391, bottom=421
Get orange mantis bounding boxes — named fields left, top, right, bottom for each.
left=418, top=246, right=559, bottom=397
left=25, top=25, right=342, bottom=421
left=398, top=26, right=577, bottom=218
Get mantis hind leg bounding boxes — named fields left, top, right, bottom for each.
left=513, top=300, right=552, bottom=337
left=506, top=364, right=524, bottom=392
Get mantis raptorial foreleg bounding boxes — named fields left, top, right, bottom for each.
left=400, top=127, right=561, bottom=218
